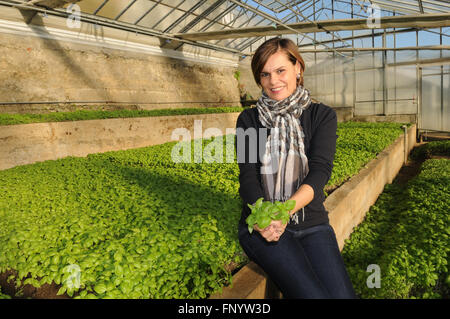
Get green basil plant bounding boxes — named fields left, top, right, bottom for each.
left=246, top=197, right=296, bottom=233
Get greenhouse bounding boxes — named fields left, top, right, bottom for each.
left=0, top=0, right=449, bottom=301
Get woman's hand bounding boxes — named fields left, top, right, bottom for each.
left=254, top=219, right=287, bottom=242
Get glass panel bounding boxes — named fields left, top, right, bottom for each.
left=386, top=65, right=417, bottom=114
left=418, top=29, right=441, bottom=46
left=421, top=73, right=442, bottom=131
left=137, top=0, right=185, bottom=30
left=443, top=68, right=450, bottom=132
left=334, top=70, right=354, bottom=108
left=422, top=65, right=443, bottom=76
left=89, top=0, right=125, bottom=19
left=355, top=69, right=383, bottom=102
left=78, top=0, right=106, bottom=14
left=115, top=0, right=153, bottom=24
left=354, top=102, right=383, bottom=116
left=419, top=50, right=442, bottom=61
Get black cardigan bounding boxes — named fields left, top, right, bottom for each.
left=235, top=102, right=338, bottom=230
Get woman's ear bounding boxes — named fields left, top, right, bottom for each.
left=295, top=61, right=303, bottom=82
left=295, top=61, right=302, bottom=84
left=295, top=60, right=301, bottom=75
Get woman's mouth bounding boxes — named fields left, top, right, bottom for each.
left=270, top=87, right=284, bottom=92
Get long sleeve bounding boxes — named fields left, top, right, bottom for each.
left=301, top=105, right=338, bottom=200
left=235, top=104, right=335, bottom=229
left=235, top=110, right=265, bottom=217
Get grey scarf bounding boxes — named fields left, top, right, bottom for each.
left=256, top=85, right=311, bottom=224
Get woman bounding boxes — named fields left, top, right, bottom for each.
left=235, top=37, right=356, bottom=299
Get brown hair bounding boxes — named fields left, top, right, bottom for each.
left=251, top=37, right=306, bottom=87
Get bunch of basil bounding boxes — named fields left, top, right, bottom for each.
left=245, top=197, right=296, bottom=233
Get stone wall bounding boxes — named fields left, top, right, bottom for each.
left=0, top=6, right=241, bottom=113
left=0, top=112, right=240, bottom=171
left=0, top=108, right=353, bottom=171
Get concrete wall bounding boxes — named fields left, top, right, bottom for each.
left=211, top=124, right=417, bottom=299
left=352, top=114, right=417, bottom=124
left=334, top=107, right=353, bottom=122
left=0, top=113, right=240, bottom=171
left=327, top=124, right=417, bottom=250
left=237, top=60, right=261, bottom=101
left=0, top=107, right=353, bottom=171
left=0, top=6, right=241, bottom=113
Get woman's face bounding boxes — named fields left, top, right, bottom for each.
left=260, top=50, right=301, bottom=101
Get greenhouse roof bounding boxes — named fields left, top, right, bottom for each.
left=1, top=0, right=449, bottom=56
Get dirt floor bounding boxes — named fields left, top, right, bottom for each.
left=393, top=139, right=450, bottom=186
left=392, top=156, right=424, bottom=186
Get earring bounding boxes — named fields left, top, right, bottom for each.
left=296, top=73, right=301, bottom=80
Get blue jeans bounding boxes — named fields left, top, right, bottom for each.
left=238, top=222, right=357, bottom=299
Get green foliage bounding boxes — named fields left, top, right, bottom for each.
left=410, top=140, right=450, bottom=160
left=342, top=157, right=450, bottom=299
left=0, top=121, right=408, bottom=298
left=0, top=288, right=11, bottom=299
left=245, top=198, right=296, bottom=233
left=233, top=70, right=241, bottom=82
left=328, top=121, right=405, bottom=189
left=0, top=136, right=244, bottom=299
left=0, top=107, right=244, bottom=126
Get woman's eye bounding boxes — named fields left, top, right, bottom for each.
left=277, top=69, right=285, bottom=74
left=261, top=73, right=269, bottom=77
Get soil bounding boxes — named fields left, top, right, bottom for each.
left=0, top=269, right=70, bottom=299
left=393, top=142, right=450, bottom=186
left=324, top=184, right=339, bottom=196
left=392, top=156, right=424, bottom=186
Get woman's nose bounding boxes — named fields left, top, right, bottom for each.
left=269, top=73, right=278, bottom=84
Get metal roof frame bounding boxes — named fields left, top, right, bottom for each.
left=0, top=0, right=449, bottom=57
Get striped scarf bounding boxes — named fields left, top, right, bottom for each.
left=256, top=85, right=311, bottom=224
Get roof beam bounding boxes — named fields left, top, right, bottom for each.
left=299, top=45, right=450, bottom=53
left=13, top=0, right=81, bottom=23
left=28, top=0, right=81, bottom=9
left=173, top=12, right=450, bottom=41
left=163, top=0, right=207, bottom=33
left=423, top=0, right=450, bottom=9
left=0, top=0, right=243, bottom=55
left=93, top=0, right=109, bottom=15
left=418, top=0, right=425, bottom=13
left=388, top=56, right=450, bottom=66
left=297, top=27, right=450, bottom=49
left=114, top=0, right=137, bottom=21
left=178, top=0, right=226, bottom=34
left=221, top=0, right=345, bottom=57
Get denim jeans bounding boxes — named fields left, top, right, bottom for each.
left=238, top=222, right=357, bottom=299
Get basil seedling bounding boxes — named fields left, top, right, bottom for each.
left=245, top=198, right=296, bottom=233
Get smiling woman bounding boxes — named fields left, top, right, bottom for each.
left=258, top=51, right=301, bottom=101
left=251, top=37, right=306, bottom=99
left=235, top=37, right=357, bottom=299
